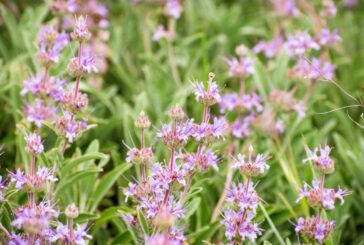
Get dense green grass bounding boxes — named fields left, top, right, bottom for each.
left=0, top=0, right=364, bottom=244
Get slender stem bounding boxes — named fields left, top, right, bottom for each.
left=241, top=176, right=251, bottom=221
left=31, top=154, right=35, bottom=177
left=239, top=78, right=244, bottom=98
left=181, top=104, right=210, bottom=202
left=169, top=119, right=177, bottom=172
left=211, top=143, right=235, bottom=222
left=197, top=104, right=209, bottom=156
left=245, top=176, right=251, bottom=193
left=202, top=104, right=209, bottom=124
left=167, top=18, right=181, bottom=86
left=169, top=149, right=175, bottom=172
left=61, top=138, right=68, bottom=154
left=77, top=42, right=82, bottom=65
left=0, top=223, right=10, bottom=237
left=29, top=155, right=36, bottom=245
left=68, top=218, right=75, bottom=241
left=140, top=129, right=146, bottom=182
left=318, top=174, right=325, bottom=220
left=43, top=67, right=49, bottom=84
left=29, top=154, right=36, bottom=208
left=74, top=42, right=83, bottom=100
left=211, top=160, right=233, bottom=222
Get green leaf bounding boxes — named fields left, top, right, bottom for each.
left=111, top=232, right=132, bottom=245
left=185, top=197, right=201, bottom=219
left=259, top=203, right=285, bottom=245
left=55, top=167, right=103, bottom=196
left=137, top=210, right=149, bottom=235
left=75, top=213, right=99, bottom=224
left=61, top=153, right=108, bottom=175
left=90, top=163, right=132, bottom=212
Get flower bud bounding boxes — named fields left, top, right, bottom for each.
left=135, top=111, right=151, bottom=129
left=71, top=16, right=91, bottom=42
left=168, top=106, right=185, bottom=121
left=67, top=57, right=84, bottom=77
left=65, top=203, right=79, bottom=219
left=208, top=72, right=215, bottom=81
left=313, top=157, right=335, bottom=174
left=126, top=147, right=154, bottom=164
left=39, top=27, right=59, bottom=46
left=36, top=51, right=57, bottom=68
left=235, top=44, right=248, bottom=56
left=60, top=91, right=89, bottom=113
left=25, top=133, right=44, bottom=155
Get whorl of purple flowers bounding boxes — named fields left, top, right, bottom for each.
left=123, top=73, right=225, bottom=243
left=222, top=147, right=269, bottom=242
left=295, top=144, right=350, bottom=244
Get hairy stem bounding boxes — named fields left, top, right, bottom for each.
left=74, top=42, right=83, bottom=100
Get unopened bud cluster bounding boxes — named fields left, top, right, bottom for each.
left=135, top=111, right=151, bottom=129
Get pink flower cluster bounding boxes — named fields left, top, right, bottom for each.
left=295, top=144, right=350, bottom=244
left=222, top=147, right=269, bottom=242
left=123, top=73, right=227, bottom=244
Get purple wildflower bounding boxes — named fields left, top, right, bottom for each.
left=9, top=167, right=57, bottom=191
left=224, top=56, right=255, bottom=78
left=24, top=99, right=56, bottom=127
left=285, top=31, right=320, bottom=57
left=12, top=201, right=58, bottom=235
left=253, top=33, right=284, bottom=58
left=9, top=169, right=25, bottom=189
left=145, top=233, right=181, bottom=245
left=82, top=56, right=98, bottom=73
left=8, top=233, right=27, bottom=245
left=221, top=209, right=262, bottom=242
left=193, top=81, right=221, bottom=105
left=25, top=132, right=44, bottom=155
left=21, top=75, right=42, bottom=96
left=296, top=181, right=349, bottom=209
left=269, top=89, right=306, bottom=117
left=157, top=120, right=194, bottom=149
left=192, top=117, right=227, bottom=143
left=50, top=223, right=92, bottom=244
left=295, top=217, right=335, bottom=244
left=178, top=147, right=219, bottom=172
left=304, top=144, right=335, bottom=174
left=71, top=16, right=91, bottom=42
left=316, top=29, right=341, bottom=46
left=124, top=182, right=137, bottom=202
left=51, top=0, right=78, bottom=13
left=164, top=0, right=183, bottom=19
left=36, top=26, right=69, bottom=67
left=152, top=25, right=175, bottom=41
left=21, top=75, right=66, bottom=100
left=343, top=0, right=358, bottom=8
left=293, top=58, right=336, bottom=81
left=230, top=115, right=254, bottom=138
left=227, top=182, right=260, bottom=210
left=321, top=0, right=337, bottom=18
left=219, top=93, right=238, bottom=113
left=56, top=111, right=88, bottom=143
left=270, top=0, right=300, bottom=17
left=219, top=92, right=263, bottom=114
left=232, top=147, right=270, bottom=176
